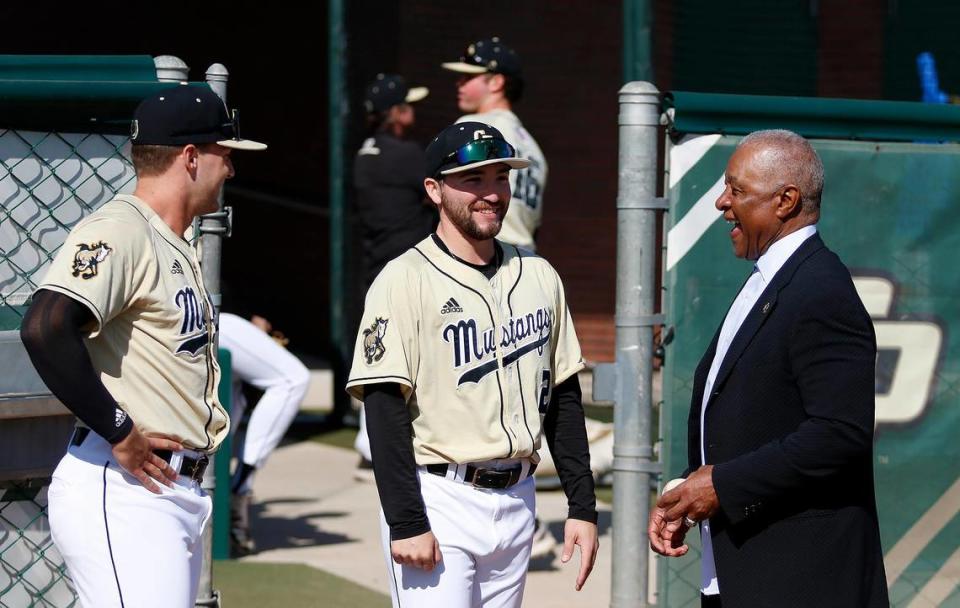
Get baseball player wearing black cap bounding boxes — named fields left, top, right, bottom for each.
left=20, top=84, right=265, bottom=608
left=347, top=122, right=598, bottom=607
left=353, top=73, right=438, bottom=472
left=355, top=73, right=436, bottom=290
left=443, top=37, right=547, bottom=252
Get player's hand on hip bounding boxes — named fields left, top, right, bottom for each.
left=561, top=518, right=599, bottom=591
left=391, top=531, right=442, bottom=571
left=111, top=427, right=183, bottom=494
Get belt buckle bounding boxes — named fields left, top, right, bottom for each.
left=191, top=455, right=210, bottom=483
left=470, top=467, right=512, bottom=489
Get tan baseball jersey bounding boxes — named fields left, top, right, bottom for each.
left=346, top=235, right=584, bottom=465
left=38, top=194, right=228, bottom=452
left=457, top=109, right=547, bottom=250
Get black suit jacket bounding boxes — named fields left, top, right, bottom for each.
left=687, top=234, right=889, bottom=607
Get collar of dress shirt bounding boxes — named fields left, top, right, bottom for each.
left=754, top=224, right=818, bottom=284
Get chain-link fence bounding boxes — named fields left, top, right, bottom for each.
left=0, top=130, right=135, bottom=329
left=0, top=482, right=76, bottom=608
left=0, top=129, right=135, bottom=608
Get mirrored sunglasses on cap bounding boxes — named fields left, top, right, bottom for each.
left=218, top=108, right=267, bottom=151
left=439, top=138, right=530, bottom=176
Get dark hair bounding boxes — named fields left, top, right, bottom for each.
left=131, top=144, right=181, bottom=176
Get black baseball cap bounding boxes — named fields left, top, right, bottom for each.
left=131, top=84, right=267, bottom=151
left=441, top=37, right=522, bottom=77
left=425, top=122, right=530, bottom=179
left=364, top=73, right=429, bottom=113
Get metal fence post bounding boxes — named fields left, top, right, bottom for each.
left=154, top=55, right=189, bottom=83
left=608, top=81, right=663, bottom=608
left=194, top=62, right=231, bottom=608
left=328, top=0, right=350, bottom=425
left=152, top=55, right=226, bottom=608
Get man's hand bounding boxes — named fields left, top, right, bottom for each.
left=391, top=531, right=442, bottom=571
left=648, top=503, right=692, bottom=557
left=659, top=465, right=720, bottom=524
left=111, top=427, right=183, bottom=494
left=561, top=519, right=599, bottom=591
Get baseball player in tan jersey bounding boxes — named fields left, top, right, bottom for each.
left=443, top=37, right=547, bottom=251
left=347, top=122, right=597, bottom=608
left=19, top=84, right=265, bottom=608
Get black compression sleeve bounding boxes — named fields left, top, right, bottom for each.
left=20, top=289, right=134, bottom=444
left=543, top=375, right=598, bottom=523
left=364, top=382, right=430, bottom=541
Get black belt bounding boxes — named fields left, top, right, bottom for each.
left=426, top=461, right=537, bottom=489
left=70, top=427, right=209, bottom=484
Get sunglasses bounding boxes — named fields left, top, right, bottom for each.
left=444, top=138, right=517, bottom=168
left=221, top=109, right=241, bottom=140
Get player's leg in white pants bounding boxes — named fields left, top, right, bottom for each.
left=379, top=469, right=535, bottom=608
left=47, top=432, right=211, bottom=608
left=219, top=312, right=310, bottom=493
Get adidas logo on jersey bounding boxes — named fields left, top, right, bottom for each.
left=171, top=260, right=184, bottom=275
left=440, top=298, right=463, bottom=314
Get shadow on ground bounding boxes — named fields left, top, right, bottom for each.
left=250, top=502, right=356, bottom=552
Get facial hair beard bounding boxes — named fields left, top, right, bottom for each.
left=442, top=189, right=502, bottom=241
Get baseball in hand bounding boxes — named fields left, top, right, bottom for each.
left=663, top=478, right=685, bottom=494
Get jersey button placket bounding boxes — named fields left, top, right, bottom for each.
left=487, top=286, right=513, bottom=456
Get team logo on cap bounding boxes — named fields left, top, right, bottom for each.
left=71, top=241, right=112, bottom=279
left=130, top=119, right=139, bottom=140
left=363, top=317, right=389, bottom=365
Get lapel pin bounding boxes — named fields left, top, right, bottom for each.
left=761, top=302, right=771, bottom=314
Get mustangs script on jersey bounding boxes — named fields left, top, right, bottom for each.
left=71, top=242, right=113, bottom=279
left=442, top=307, right=551, bottom=386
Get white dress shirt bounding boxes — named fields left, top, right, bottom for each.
left=698, top=224, right=818, bottom=595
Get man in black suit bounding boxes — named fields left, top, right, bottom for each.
left=648, top=130, right=889, bottom=607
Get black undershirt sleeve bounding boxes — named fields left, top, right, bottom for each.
left=19, top=289, right=134, bottom=444
left=543, top=375, right=598, bottom=523
left=364, top=382, right=430, bottom=541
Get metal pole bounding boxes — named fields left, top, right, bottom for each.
left=154, top=55, right=189, bottom=82
left=610, top=81, right=662, bottom=608
left=328, top=0, right=349, bottom=425
left=622, top=0, right=654, bottom=83
left=151, top=55, right=226, bottom=608
left=196, top=62, right=231, bottom=608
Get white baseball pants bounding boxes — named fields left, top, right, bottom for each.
left=219, top=312, right=309, bottom=491
left=47, top=431, right=212, bottom=608
left=380, top=467, right=536, bottom=608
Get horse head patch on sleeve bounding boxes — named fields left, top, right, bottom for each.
left=71, top=242, right=113, bottom=279
left=362, top=317, right=389, bottom=365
